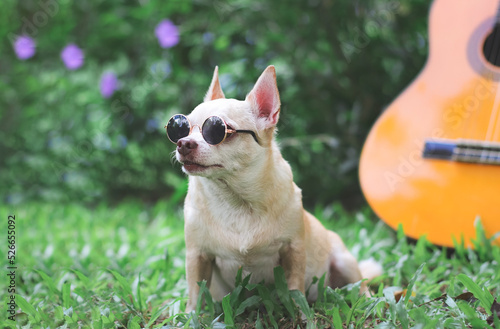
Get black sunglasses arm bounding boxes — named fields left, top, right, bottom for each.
left=232, top=129, right=260, bottom=145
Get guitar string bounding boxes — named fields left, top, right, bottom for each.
left=492, top=108, right=500, bottom=141
left=482, top=81, right=499, bottom=161
left=485, top=82, right=500, bottom=161
left=485, top=80, right=500, bottom=141
left=478, top=75, right=499, bottom=162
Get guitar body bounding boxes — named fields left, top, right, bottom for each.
left=360, top=0, right=500, bottom=248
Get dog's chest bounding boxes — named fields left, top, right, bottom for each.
left=190, top=205, right=288, bottom=265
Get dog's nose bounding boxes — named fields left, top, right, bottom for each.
left=177, top=139, right=198, bottom=156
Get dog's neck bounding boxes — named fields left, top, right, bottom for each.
left=192, top=142, right=295, bottom=214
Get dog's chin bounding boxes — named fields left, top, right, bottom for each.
left=181, top=161, right=223, bottom=176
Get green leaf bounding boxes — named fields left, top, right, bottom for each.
left=457, top=301, right=489, bottom=328
left=235, top=295, right=262, bottom=317
left=91, top=318, right=103, bottom=329
left=214, top=35, right=230, bottom=51
left=397, top=223, right=406, bottom=241
left=349, top=281, right=361, bottom=304
left=234, top=266, right=243, bottom=287
left=494, top=312, right=500, bottom=329
left=195, top=280, right=207, bottom=315
left=189, top=311, right=201, bottom=329
left=327, top=288, right=351, bottom=317
left=136, top=273, right=144, bottom=312
left=15, top=295, right=38, bottom=321
left=457, top=274, right=493, bottom=313
left=316, top=274, right=326, bottom=303
left=202, top=281, right=215, bottom=317
left=222, top=294, right=234, bottom=327
left=290, top=290, right=313, bottom=320
left=147, top=298, right=182, bottom=327
left=405, top=263, right=425, bottom=305
left=128, top=316, right=142, bottom=329
left=194, top=280, right=214, bottom=317
left=332, top=307, right=343, bottom=329
left=273, top=266, right=296, bottom=318
left=109, top=269, right=133, bottom=297
left=395, top=301, right=409, bottom=329
left=36, top=270, right=60, bottom=297
left=71, top=269, right=90, bottom=286
left=229, top=285, right=243, bottom=306
left=54, top=305, right=64, bottom=321
left=255, top=312, right=265, bottom=329
left=242, top=273, right=252, bottom=287
left=346, top=295, right=364, bottom=326
left=62, top=282, right=71, bottom=309
left=255, top=285, right=278, bottom=328
left=362, top=297, right=384, bottom=325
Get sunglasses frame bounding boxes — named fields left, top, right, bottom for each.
left=165, top=114, right=260, bottom=146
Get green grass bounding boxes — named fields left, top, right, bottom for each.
left=1, top=202, right=499, bottom=328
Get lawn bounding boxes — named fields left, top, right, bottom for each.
left=1, top=202, right=499, bottom=328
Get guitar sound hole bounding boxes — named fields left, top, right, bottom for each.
left=483, top=24, right=500, bottom=67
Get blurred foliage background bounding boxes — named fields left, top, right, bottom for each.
left=0, top=0, right=430, bottom=208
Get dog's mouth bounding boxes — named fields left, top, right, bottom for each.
left=181, top=161, right=223, bottom=173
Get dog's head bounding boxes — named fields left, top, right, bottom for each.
left=172, top=66, right=281, bottom=178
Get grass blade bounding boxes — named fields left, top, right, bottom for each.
left=494, top=312, right=500, bottom=329
left=290, top=290, right=313, bottom=320
left=146, top=297, right=182, bottom=327
left=316, top=274, right=326, bottom=303
left=109, top=270, right=133, bottom=297
left=136, top=273, right=144, bottom=312
left=202, top=281, right=215, bottom=317
left=222, top=294, right=234, bottom=327
left=457, top=301, right=491, bottom=328
left=62, top=282, right=71, bottom=309
left=327, top=288, right=351, bottom=317
left=229, top=285, right=243, bottom=306
left=235, top=295, right=262, bottom=317
left=332, top=307, right=343, bottom=329
left=457, top=274, right=493, bottom=313
left=235, top=267, right=243, bottom=286
left=255, top=312, right=264, bottom=329
left=16, top=295, right=39, bottom=322
left=256, top=285, right=278, bottom=328
left=36, top=270, right=60, bottom=297
left=404, top=263, right=425, bottom=305
left=346, top=296, right=364, bottom=326
left=195, top=280, right=207, bottom=315
left=273, top=266, right=296, bottom=318
left=71, top=269, right=90, bottom=286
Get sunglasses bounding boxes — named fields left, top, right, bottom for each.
left=165, top=114, right=260, bottom=146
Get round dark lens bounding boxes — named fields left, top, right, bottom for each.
left=202, top=116, right=226, bottom=145
left=166, top=115, right=190, bottom=143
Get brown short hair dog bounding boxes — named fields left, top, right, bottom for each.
left=167, top=66, right=381, bottom=311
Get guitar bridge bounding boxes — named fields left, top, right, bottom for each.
left=423, top=139, right=500, bottom=165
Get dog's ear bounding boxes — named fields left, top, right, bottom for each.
left=246, top=65, right=281, bottom=129
left=204, top=66, right=225, bottom=102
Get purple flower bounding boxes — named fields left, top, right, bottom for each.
left=61, top=44, right=84, bottom=70
left=100, top=72, right=118, bottom=98
left=13, top=36, right=36, bottom=60
left=146, top=118, right=159, bottom=132
left=155, top=20, right=179, bottom=48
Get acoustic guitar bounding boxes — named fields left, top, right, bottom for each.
left=359, top=0, right=500, bottom=248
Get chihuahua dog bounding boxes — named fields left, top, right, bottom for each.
left=168, top=66, right=380, bottom=311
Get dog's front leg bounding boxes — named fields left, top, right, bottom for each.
left=279, top=239, right=306, bottom=293
left=185, top=249, right=213, bottom=312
